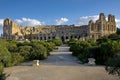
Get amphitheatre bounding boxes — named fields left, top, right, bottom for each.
left=3, top=13, right=119, bottom=80
left=3, top=13, right=116, bottom=41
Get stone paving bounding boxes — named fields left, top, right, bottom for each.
left=4, top=45, right=119, bottom=80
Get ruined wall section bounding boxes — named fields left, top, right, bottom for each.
left=89, top=13, right=116, bottom=41
left=3, top=18, right=24, bottom=40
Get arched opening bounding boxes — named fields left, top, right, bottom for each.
left=66, top=36, right=68, bottom=39
left=52, top=36, right=55, bottom=39
left=40, top=37, right=42, bottom=40
left=48, top=36, right=50, bottom=39
left=78, top=35, right=81, bottom=39
left=70, top=36, right=73, bottom=39
left=44, top=37, right=46, bottom=40
left=74, top=36, right=77, bottom=38
left=61, top=36, right=64, bottom=42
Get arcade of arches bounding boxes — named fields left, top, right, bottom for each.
left=2, top=13, right=116, bottom=41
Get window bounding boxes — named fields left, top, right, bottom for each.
left=98, top=35, right=101, bottom=38
left=66, top=36, right=68, bottom=39
left=40, top=37, right=42, bottom=40
left=48, top=37, right=50, bottom=39
left=44, top=37, right=46, bottom=40
left=52, top=36, right=55, bottom=39
left=92, top=35, right=94, bottom=38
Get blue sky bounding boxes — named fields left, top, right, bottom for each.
left=0, top=0, right=120, bottom=34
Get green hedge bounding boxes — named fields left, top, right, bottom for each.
left=53, top=39, right=62, bottom=46
left=0, top=62, right=5, bottom=80
left=0, top=40, right=56, bottom=68
left=69, top=40, right=92, bottom=63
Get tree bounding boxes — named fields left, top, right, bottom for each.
left=0, top=63, right=5, bottom=80
left=104, top=41, right=120, bottom=78
left=17, top=41, right=30, bottom=47
left=0, top=47, right=12, bottom=67
left=70, top=40, right=92, bottom=63
left=11, top=53, right=24, bottom=66
left=108, top=33, right=120, bottom=40
left=44, top=42, right=55, bottom=54
left=68, top=38, right=77, bottom=46
left=53, top=39, right=62, bottom=46
left=0, top=40, right=12, bottom=67
left=91, top=40, right=120, bottom=65
left=30, top=43, right=47, bottom=60
left=7, top=43, right=18, bottom=53
left=18, top=46, right=32, bottom=60
left=105, top=56, right=120, bottom=78
left=96, top=36, right=109, bottom=45
left=117, top=28, right=120, bottom=35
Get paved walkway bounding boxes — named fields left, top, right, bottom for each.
left=4, top=45, right=119, bottom=80
left=40, top=46, right=81, bottom=66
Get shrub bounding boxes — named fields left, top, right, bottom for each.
left=53, top=39, right=62, bottom=46
left=0, top=63, right=3, bottom=76
left=11, top=53, right=24, bottom=66
left=105, top=56, right=120, bottom=78
left=0, top=40, right=53, bottom=68
left=31, top=40, right=55, bottom=55
left=17, top=41, right=30, bottom=47
left=44, top=42, right=55, bottom=55
left=0, top=46, right=12, bottom=67
left=7, top=43, right=18, bottom=53
left=96, top=36, right=109, bottom=45
left=68, top=38, right=77, bottom=46
left=108, top=33, right=120, bottom=40
left=90, top=41, right=120, bottom=65
left=30, top=43, right=47, bottom=60
left=18, top=46, right=32, bottom=60
left=89, top=46, right=102, bottom=64
left=70, top=40, right=92, bottom=63
left=0, top=63, right=5, bottom=80
left=117, top=28, right=120, bottom=35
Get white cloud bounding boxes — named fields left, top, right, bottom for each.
left=0, top=19, right=4, bottom=27
left=76, top=15, right=120, bottom=28
left=76, top=15, right=99, bottom=26
left=56, top=18, right=69, bottom=25
left=0, top=19, right=4, bottom=34
left=0, top=18, right=45, bottom=35
left=15, top=18, right=45, bottom=27
left=115, top=19, right=120, bottom=28
left=0, top=16, right=120, bottom=35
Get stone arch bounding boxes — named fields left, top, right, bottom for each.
left=66, top=36, right=69, bottom=39
left=61, top=36, right=65, bottom=42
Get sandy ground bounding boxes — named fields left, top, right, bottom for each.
left=4, top=46, right=119, bottom=80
